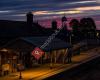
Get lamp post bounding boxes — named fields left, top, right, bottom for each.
left=19, top=69, right=22, bottom=79
left=70, top=34, right=72, bottom=45
left=19, top=52, right=23, bottom=79
left=50, top=52, right=53, bottom=69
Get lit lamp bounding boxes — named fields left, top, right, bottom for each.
left=96, top=32, right=99, bottom=38
left=1, top=48, right=8, bottom=52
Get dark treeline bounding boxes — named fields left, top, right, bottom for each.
left=69, top=17, right=97, bottom=44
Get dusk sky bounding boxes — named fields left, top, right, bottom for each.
left=0, top=0, right=100, bottom=29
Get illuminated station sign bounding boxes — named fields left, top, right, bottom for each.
left=31, top=47, right=44, bottom=60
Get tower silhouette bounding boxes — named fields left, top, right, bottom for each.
left=61, top=15, right=67, bottom=30
left=62, top=15, right=67, bottom=27
left=52, top=20, right=57, bottom=30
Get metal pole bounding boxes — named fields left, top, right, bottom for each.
left=63, top=49, right=67, bottom=64
left=19, top=70, right=22, bottom=79
left=19, top=52, right=22, bottom=79
left=54, top=51, right=57, bottom=63
left=12, top=55, right=13, bottom=73
left=50, top=52, right=53, bottom=69
left=41, top=55, right=42, bottom=64
left=0, top=54, right=1, bottom=66
left=70, top=34, right=72, bottom=45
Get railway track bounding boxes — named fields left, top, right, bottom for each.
left=44, top=49, right=100, bottom=80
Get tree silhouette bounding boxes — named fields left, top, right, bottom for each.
left=69, top=19, right=80, bottom=43
left=86, top=17, right=96, bottom=31
left=69, top=19, right=80, bottom=32
left=80, top=17, right=96, bottom=39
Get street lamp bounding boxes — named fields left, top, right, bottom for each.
left=19, top=52, right=23, bottom=79
left=19, top=70, right=22, bottom=79
left=18, top=63, right=23, bottom=79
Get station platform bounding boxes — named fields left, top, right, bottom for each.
left=0, top=47, right=100, bottom=80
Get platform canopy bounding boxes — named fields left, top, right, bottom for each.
left=4, top=36, right=71, bottom=52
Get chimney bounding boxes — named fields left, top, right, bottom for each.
left=26, top=12, right=33, bottom=27
left=52, top=20, right=57, bottom=30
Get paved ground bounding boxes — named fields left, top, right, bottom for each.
left=0, top=47, right=100, bottom=80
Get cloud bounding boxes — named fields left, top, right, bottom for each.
left=0, top=10, right=12, bottom=13
left=0, top=0, right=99, bottom=21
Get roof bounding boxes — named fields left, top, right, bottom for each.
left=0, top=20, right=44, bottom=37
left=5, top=36, right=71, bottom=52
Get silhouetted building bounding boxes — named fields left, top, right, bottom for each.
left=52, top=20, right=57, bottom=30
left=80, top=17, right=96, bottom=39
